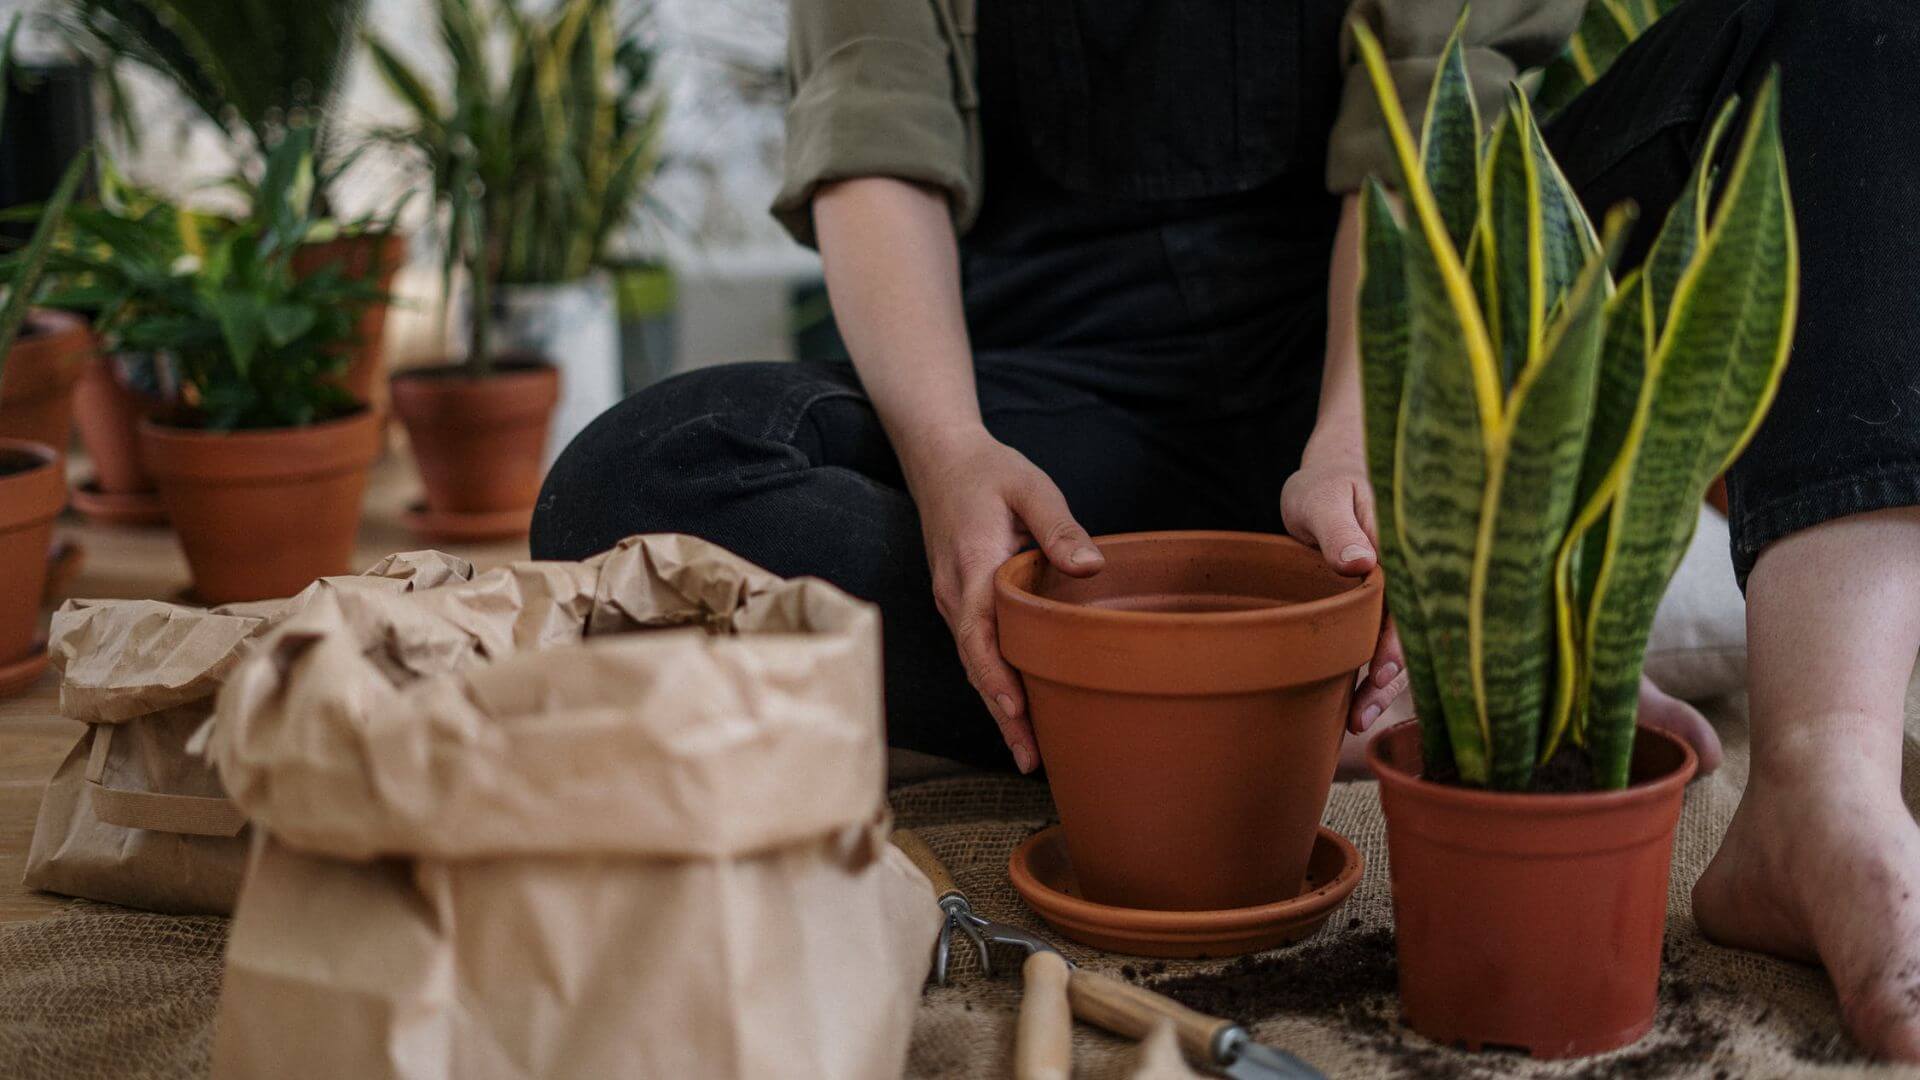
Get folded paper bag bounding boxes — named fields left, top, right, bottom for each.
left=206, top=535, right=936, bottom=1080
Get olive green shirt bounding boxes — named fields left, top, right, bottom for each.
left=773, top=0, right=1585, bottom=247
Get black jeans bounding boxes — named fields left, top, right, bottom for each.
left=535, top=0, right=1917, bottom=766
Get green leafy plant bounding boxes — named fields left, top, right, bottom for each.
left=1533, top=0, right=1680, bottom=116
left=1353, top=13, right=1796, bottom=790
left=365, top=0, right=663, bottom=377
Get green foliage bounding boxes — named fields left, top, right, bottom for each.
left=366, top=0, right=663, bottom=375
left=1352, top=13, right=1797, bottom=790
left=1534, top=0, right=1680, bottom=116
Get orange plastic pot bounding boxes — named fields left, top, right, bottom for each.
left=140, top=409, right=382, bottom=604
left=0, top=438, right=64, bottom=684
left=390, top=360, right=558, bottom=518
left=0, top=309, right=89, bottom=463
left=995, top=531, right=1383, bottom=912
left=1368, top=719, right=1697, bottom=1058
left=294, top=231, right=407, bottom=406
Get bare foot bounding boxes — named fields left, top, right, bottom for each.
left=1637, top=675, right=1723, bottom=773
left=1694, top=750, right=1920, bottom=1060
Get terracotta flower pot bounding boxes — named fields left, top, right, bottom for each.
left=140, top=409, right=382, bottom=605
left=995, top=531, right=1383, bottom=912
left=0, top=309, right=90, bottom=463
left=71, top=350, right=159, bottom=494
left=390, top=360, right=558, bottom=540
left=0, top=438, right=64, bottom=695
left=294, top=231, right=408, bottom=406
left=1368, top=719, right=1698, bottom=1058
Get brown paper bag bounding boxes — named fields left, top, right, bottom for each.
left=207, top=535, right=937, bottom=1080
left=23, top=552, right=476, bottom=914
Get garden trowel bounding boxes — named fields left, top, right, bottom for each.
left=890, top=829, right=1325, bottom=1080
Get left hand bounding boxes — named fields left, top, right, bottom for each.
left=1280, top=440, right=1407, bottom=734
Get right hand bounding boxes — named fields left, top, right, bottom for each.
left=904, top=427, right=1104, bottom=773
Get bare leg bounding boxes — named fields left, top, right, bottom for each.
left=1694, top=507, right=1920, bottom=1060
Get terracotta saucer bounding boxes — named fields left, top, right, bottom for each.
left=70, top=478, right=168, bottom=527
left=0, top=640, right=50, bottom=698
left=400, top=501, right=533, bottom=543
left=1009, top=824, right=1363, bottom=958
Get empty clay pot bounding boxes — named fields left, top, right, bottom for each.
left=0, top=438, right=64, bottom=693
left=390, top=359, right=558, bottom=525
left=293, top=231, right=408, bottom=407
left=140, top=409, right=382, bottom=604
left=0, top=309, right=90, bottom=463
left=1368, top=719, right=1697, bottom=1058
left=71, top=350, right=159, bottom=494
left=994, top=531, right=1383, bottom=912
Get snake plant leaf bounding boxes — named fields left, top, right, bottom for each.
left=1420, top=10, right=1482, bottom=257
left=1358, top=179, right=1452, bottom=774
left=1354, top=19, right=1503, bottom=782
left=1582, top=75, right=1796, bottom=786
left=1646, top=98, right=1738, bottom=337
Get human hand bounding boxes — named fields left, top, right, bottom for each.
left=904, top=427, right=1104, bottom=773
left=1280, top=438, right=1406, bottom=734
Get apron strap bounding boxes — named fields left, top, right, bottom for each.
left=84, top=724, right=247, bottom=839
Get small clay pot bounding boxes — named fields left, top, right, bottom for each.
left=140, top=409, right=382, bottom=604
left=1368, top=720, right=1698, bottom=1058
left=0, top=438, right=64, bottom=692
left=71, top=350, right=160, bottom=495
left=293, top=231, right=408, bottom=407
left=995, top=531, right=1383, bottom=912
left=390, top=360, right=558, bottom=528
left=0, top=309, right=90, bottom=463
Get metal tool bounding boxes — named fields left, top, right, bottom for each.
left=890, top=829, right=1326, bottom=1080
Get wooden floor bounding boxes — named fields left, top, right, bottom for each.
left=0, top=448, right=530, bottom=925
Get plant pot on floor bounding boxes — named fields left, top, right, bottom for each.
left=995, top=531, right=1383, bottom=919
left=70, top=350, right=170, bottom=526
left=293, top=230, right=408, bottom=409
left=490, top=272, right=620, bottom=466
left=0, top=438, right=65, bottom=696
left=1368, top=720, right=1698, bottom=1058
left=139, top=409, right=382, bottom=605
left=0, top=309, right=90, bottom=464
left=390, top=359, right=559, bottom=541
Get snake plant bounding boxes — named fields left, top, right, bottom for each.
left=1352, top=14, right=1797, bottom=790
left=1534, top=0, right=1681, bottom=116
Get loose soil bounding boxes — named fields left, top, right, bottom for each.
left=0, top=450, right=42, bottom=479
left=1424, top=746, right=1598, bottom=794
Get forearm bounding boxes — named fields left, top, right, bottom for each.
left=813, top=177, right=984, bottom=482
left=1309, top=193, right=1367, bottom=466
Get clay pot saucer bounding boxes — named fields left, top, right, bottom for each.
left=0, top=639, right=49, bottom=698
left=1009, top=823, right=1363, bottom=959
left=401, top=500, right=534, bottom=543
left=70, top=478, right=168, bottom=527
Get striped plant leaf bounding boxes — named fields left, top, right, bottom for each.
left=1534, top=0, right=1678, bottom=116
left=1419, top=10, right=1482, bottom=257
left=1646, top=99, right=1738, bottom=336
left=1581, top=76, right=1796, bottom=785
left=1357, top=179, right=1452, bottom=774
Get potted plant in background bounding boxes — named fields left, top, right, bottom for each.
left=1351, top=16, right=1795, bottom=1058
left=367, top=0, right=662, bottom=540
left=111, top=128, right=381, bottom=604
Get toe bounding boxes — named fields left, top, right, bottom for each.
left=1637, top=677, right=1723, bottom=773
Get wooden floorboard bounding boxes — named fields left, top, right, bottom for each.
left=0, top=448, right=528, bottom=926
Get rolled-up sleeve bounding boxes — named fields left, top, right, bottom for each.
left=1326, top=0, right=1586, bottom=193
left=772, top=0, right=977, bottom=248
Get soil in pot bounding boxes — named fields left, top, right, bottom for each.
left=139, top=408, right=383, bottom=604
left=390, top=359, right=558, bottom=534
left=0, top=309, right=90, bottom=463
left=0, top=438, right=65, bottom=694
left=1368, top=719, right=1698, bottom=1059
left=294, top=231, right=408, bottom=407
left=994, top=531, right=1383, bottom=914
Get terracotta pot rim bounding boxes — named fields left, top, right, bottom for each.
left=139, top=405, right=380, bottom=442
left=1366, top=718, right=1699, bottom=813
left=994, top=529, right=1384, bottom=628
left=390, top=357, right=558, bottom=384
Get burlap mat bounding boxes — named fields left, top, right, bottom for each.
left=4, top=695, right=1918, bottom=1079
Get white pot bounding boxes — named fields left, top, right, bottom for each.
left=490, top=273, right=622, bottom=466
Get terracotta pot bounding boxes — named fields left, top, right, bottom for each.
left=71, top=350, right=160, bottom=494
left=293, top=231, right=408, bottom=406
left=995, top=531, right=1383, bottom=912
left=1368, top=719, right=1698, bottom=1058
left=0, top=439, right=64, bottom=683
left=390, top=360, right=558, bottom=519
left=0, top=309, right=90, bottom=463
left=140, top=409, right=382, bottom=604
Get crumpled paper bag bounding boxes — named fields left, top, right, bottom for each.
left=206, top=534, right=937, bottom=1080
left=23, top=551, right=473, bottom=914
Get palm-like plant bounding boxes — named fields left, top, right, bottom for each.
left=1353, top=13, right=1796, bottom=790
left=365, top=0, right=663, bottom=377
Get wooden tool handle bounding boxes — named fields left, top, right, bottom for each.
left=890, top=828, right=962, bottom=902
left=1015, top=951, right=1073, bottom=1080
left=1067, top=967, right=1233, bottom=1065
